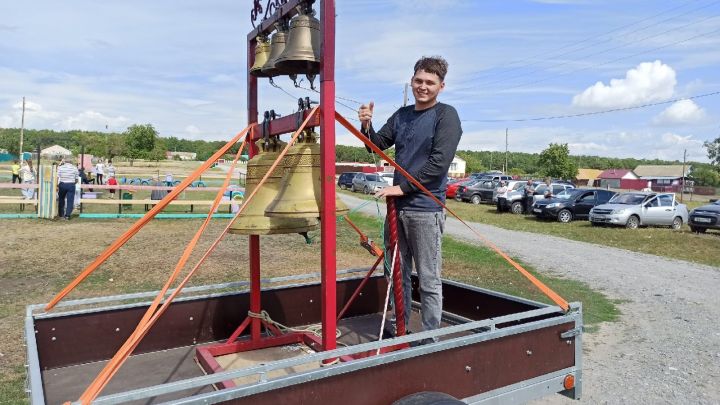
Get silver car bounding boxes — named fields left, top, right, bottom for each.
left=351, top=173, right=388, bottom=194
left=589, top=192, right=688, bottom=229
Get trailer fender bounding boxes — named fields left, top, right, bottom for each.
left=393, top=391, right=464, bottom=405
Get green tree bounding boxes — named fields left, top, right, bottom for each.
left=704, top=137, right=720, bottom=170
left=538, top=143, right=578, bottom=180
left=691, top=166, right=720, bottom=187
left=124, top=124, right=159, bottom=165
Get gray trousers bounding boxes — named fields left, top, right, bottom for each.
left=385, top=210, right=445, bottom=333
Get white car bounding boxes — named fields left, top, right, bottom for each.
left=589, top=192, right=689, bottom=229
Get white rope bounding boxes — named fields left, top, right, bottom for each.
left=376, top=243, right=397, bottom=355
left=247, top=310, right=342, bottom=339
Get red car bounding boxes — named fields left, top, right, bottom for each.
left=446, top=177, right=471, bottom=199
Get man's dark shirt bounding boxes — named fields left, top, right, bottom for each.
left=363, top=102, right=462, bottom=211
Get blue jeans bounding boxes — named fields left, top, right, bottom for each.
left=385, top=210, right=445, bottom=333
left=57, top=182, right=75, bottom=218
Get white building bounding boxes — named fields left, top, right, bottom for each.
left=448, top=156, right=466, bottom=178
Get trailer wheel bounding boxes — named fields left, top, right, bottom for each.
left=393, top=392, right=464, bottom=405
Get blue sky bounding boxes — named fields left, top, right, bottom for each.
left=1, top=0, right=718, bottom=162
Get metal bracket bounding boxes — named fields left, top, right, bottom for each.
left=560, top=327, right=582, bottom=339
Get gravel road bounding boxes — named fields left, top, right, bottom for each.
left=340, top=194, right=720, bottom=404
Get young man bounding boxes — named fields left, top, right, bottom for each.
left=358, top=56, right=462, bottom=337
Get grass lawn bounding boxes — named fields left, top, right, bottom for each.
left=340, top=189, right=720, bottom=268
left=0, top=211, right=617, bottom=403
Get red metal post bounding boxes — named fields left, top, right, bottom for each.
left=319, top=0, right=337, bottom=352
left=247, top=37, right=262, bottom=342
left=386, top=198, right=406, bottom=336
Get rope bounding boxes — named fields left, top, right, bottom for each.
left=376, top=243, right=397, bottom=355
left=386, top=197, right=406, bottom=336
left=335, top=111, right=571, bottom=312
left=247, top=310, right=342, bottom=339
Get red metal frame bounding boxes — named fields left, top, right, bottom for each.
left=198, top=0, right=341, bottom=364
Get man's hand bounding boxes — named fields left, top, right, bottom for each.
left=375, top=185, right=404, bottom=198
left=358, top=101, right=374, bottom=130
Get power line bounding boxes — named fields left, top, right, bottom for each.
left=458, top=24, right=720, bottom=94
left=461, top=90, right=720, bottom=123
left=468, top=0, right=711, bottom=82
left=472, top=2, right=720, bottom=88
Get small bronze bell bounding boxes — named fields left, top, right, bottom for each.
left=261, top=22, right=288, bottom=77
left=274, top=7, right=321, bottom=75
left=249, top=36, right=272, bottom=77
left=265, top=130, right=349, bottom=218
left=229, top=139, right=319, bottom=235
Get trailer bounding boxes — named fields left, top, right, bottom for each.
left=24, top=1, right=583, bottom=403
left=25, top=269, right=582, bottom=404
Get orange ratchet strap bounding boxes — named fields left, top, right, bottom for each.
left=335, top=111, right=570, bottom=312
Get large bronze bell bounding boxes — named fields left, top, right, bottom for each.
left=249, top=36, right=272, bottom=77
left=229, top=139, right=318, bottom=235
left=274, top=8, right=321, bottom=75
left=265, top=130, right=349, bottom=218
left=261, top=23, right=288, bottom=77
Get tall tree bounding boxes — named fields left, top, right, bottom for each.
left=538, top=143, right=578, bottom=179
left=124, top=124, right=159, bottom=166
left=704, top=137, right=720, bottom=170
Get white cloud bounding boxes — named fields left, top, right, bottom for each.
left=572, top=60, right=676, bottom=109
left=57, top=110, right=128, bottom=131
left=652, top=99, right=707, bottom=125
left=185, top=125, right=202, bottom=136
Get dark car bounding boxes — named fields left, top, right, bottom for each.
left=688, top=199, right=720, bottom=233
left=458, top=179, right=498, bottom=204
left=532, top=188, right=616, bottom=223
left=337, top=172, right=360, bottom=190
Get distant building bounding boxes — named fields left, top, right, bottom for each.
left=448, top=156, right=466, bottom=178
left=377, top=155, right=466, bottom=177
left=336, top=162, right=384, bottom=175
left=575, top=168, right=603, bottom=187
left=166, top=151, right=197, bottom=161
left=634, top=164, right=692, bottom=192
left=40, top=145, right=73, bottom=160
left=597, top=169, right=638, bottom=189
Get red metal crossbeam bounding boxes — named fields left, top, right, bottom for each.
left=248, top=110, right=321, bottom=142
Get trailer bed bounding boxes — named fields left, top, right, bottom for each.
left=25, top=270, right=582, bottom=404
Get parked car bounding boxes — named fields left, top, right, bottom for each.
left=688, top=199, right=720, bottom=233
left=458, top=179, right=498, bottom=204
left=500, top=181, right=540, bottom=214
left=446, top=177, right=471, bottom=199
left=454, top=179, right=480, bottom=201
left=589, top=192, right=688, bottom=229
left=380, top=172, right=394, bottom=185
left=532, top=188, right=617, bottom=223
left=532, top=183, right=576, bottom=203
left=337, top=172, right=360, bottom=190
left=469, top=172, right=512, bottom=182
left=351, top=173, right=388, bottom=194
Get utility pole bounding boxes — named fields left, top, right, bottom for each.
left=403, top=83, right=408, bottom=107
left=504, top=128, right=508, bottom=173
left=681, top=149, right=687, bottom=203
left=19, top=97, right=25, bottom=162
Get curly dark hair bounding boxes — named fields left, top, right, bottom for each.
left=413, top=56, right=449, bottom=81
